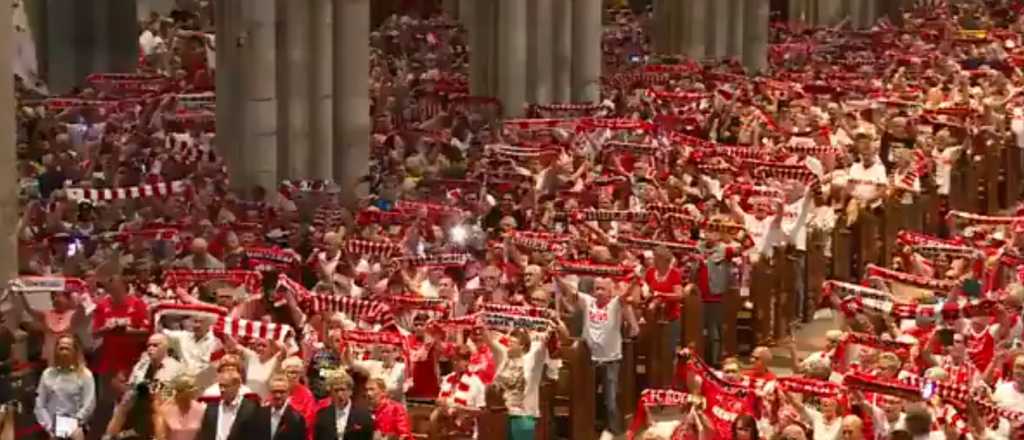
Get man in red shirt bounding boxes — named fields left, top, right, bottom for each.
left=91, top=276, right=150, bottom=375
left=90, top=276, right=149, bottom=437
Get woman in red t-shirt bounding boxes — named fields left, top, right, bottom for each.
left=644, top=246, right=687, bottom=359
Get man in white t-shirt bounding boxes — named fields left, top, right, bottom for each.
left=571, top=277, right=640, bottom=440
left=992, top=354, right=1024, bottom=411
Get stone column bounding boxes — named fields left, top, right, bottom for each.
left=707, top=0, right=730, bottom=59
left=571, top=0, right=601, bottom=103
left=726, top=0, right=745, bottom=60
left=215, top=0, right=244, bottom=187
left=527, top=0, right=554, bottom=105
left=241, top=0, right=278, bottom=192
left=818, top=0, right=845, bottom=26
left=280, top=0, right=311, bottom=180
left=458, top=0, right=473, bottom=26
left=497, top=0, right=527, bottom=116
left=443, top=0, right=460, bottom=19
left=467, top=0, right=496, bottom=97
left=0, top=0, right=22, bottom=356
left=552, top=0, right=573, bottom=103
left=332, top=0, right=371, bottom=206
left=39, top=0, right=137, bottom=94
left=742, top=0, right=770, bottom=73
left=682, top=0, right=708, bottom=60
left=309, top=0, right=333, bottom=181
left=652, top=0, right=670, bottom=55
left=863, top=0, right=877, bottom=29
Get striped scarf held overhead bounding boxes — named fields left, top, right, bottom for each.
left=344, top=239, right=403, bottom=259
left=10, top=276, right=88, bottom=293
left=389, top=253, right=472, bottom=268
left=162, top=269, right=263, bottom=294
left=864, top=264, right=959, bottom=292
left=570, top=209, right=656, bottom=224
left=947, top=211, right=1024, bottom=226
left=617, top=235, right=701, bottom=254
left=243, top=246, right=301, bottom=272
left=217, top=317, right=295, bottom=343
left=66, top=180, right=190, bottom=202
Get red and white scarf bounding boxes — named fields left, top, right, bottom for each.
left=162, top=269, right=263, bottom=295
left=66, top=180, right=189, bottom=202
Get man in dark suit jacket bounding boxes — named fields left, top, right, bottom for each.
left=262, top=375, right=307, bottom=440
left=198, top=371, right=269, bottom=440
left=313, top=371, right=374, bottom=440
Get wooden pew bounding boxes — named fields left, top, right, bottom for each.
left=949, top=153, right=970, bottom=213
left=536, top=378, right=555, bottom=440
left=920, top=179, right=942, bottom=236
left=478, top=389, right=509, bottom=440
left=566, top=340, right=597, bottom=440
left=750, top=257, right=775, bottom=346
left=721, top=287, right=741, bottom=357
left=832, top=224, right=853, bottom=282
left=984, top=146, right=1001, bottom=214
left=683, top=293, right=704, bottom=367
left=643, top=315, right=669, bottom=389
left=773, top=246, right=795, bottom=342
left=1003, top=144, right=1021, bottom=210
left=619, top=338, right=638, bottom=420
left=881, top=199, right=904, bottom=267
left=805, top=230, right=828, bottom=321
left=852, top=209, right=881, bottom=279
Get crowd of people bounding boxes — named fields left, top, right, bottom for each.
left=5, top=1, right=1024, bottom=440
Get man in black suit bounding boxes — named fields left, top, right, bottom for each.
left=262, top=374, right=307, bottom=440
left=198, top=370, right=269, bottom=440
left=313, top=370, right=374, bottom=440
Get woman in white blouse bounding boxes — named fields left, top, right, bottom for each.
left=35, top=334, right=96, bottom=440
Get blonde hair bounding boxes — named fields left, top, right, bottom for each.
left=281, top=356, right=305, bottom=371
left=324, top=370, right=354, bottom=390
left=170, top=374, right=198, bottom=396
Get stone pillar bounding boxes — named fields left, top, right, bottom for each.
left=726, top=0, right=745, bottom=60
left=215, top=0, right=244, bottom=188
left=468, top=0, right=497, bottom=97
left=707, top=0, right=730, bottom=59
left=497, top=0, right=527, bottom=116
left=332, top=0, right=371, bottom=206
left=552, top=0, right=573, bottom=102
left=280, top=0, right=311, bottom=180
left=742, top=0, right=770, bottom=73
left=527, top=0, right=554, bottom=105
left=443, top=0, right=460, bottom=19
left=571, top=0, right=601, bottom=103
left=309, top=0, right=333, bottom=181
left=242, top=0, right=278, bottom=192
left=818, top=0, right=845, bottom=26
left=1, top=0, right=22, bottom=349
left=652, top=0, right=670, bottom=55
left=40, top=0, right=137, bottom=94
left=681, top=0, right=708, bottom=60
left=863, top=0, right=877, bottom=29
left=458, top=0, right=473, bottom=26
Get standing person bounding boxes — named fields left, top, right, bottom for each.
left=565, top=277, right=640, bottom=440
left=643, top=246, right=690, bottom=363
left=196, top=370, right=266, bottom=440
left=696, top=230, right=738, bottom=366
left=17, top=289, right=89, bottom=365
left=34, top=335, right=96, bottom=440
left=486, top=328, right=556, bottom=440
left=312, top=371, right=374, bottom=440
left=260, top=375, right=307, bottom=440
left=365, top=377, right=411, bottom=440
left=154, top=375, right=206, bottom=440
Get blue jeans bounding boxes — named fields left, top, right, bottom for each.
left=596, top=360, right=623, bottom=434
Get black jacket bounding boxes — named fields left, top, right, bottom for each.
left=197, top=398, right=269, bottom=440
left=261, top=404, right=307, bottom=440
left=312, top=402, right=374, bottom=440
